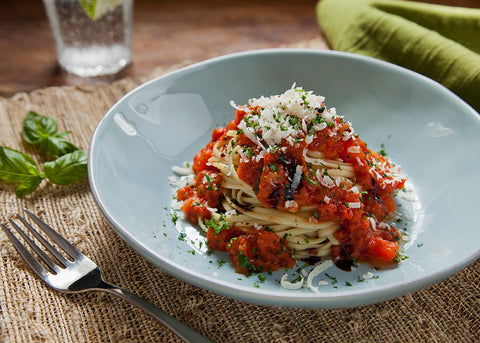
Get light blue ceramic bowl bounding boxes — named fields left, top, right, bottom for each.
left=88, top=49, right=480, bottom=308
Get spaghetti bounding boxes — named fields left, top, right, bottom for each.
left=176, top=86, right=406, bottom=275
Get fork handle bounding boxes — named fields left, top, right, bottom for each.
left=99, top=284, right=212, bottom=343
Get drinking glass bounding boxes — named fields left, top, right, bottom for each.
left=42, top=0, right=133, bottom=77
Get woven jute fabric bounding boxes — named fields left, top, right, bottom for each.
left=0, top=40, right=479, bottom=343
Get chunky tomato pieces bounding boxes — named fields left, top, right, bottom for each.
left=177, top=169, right=222, bottom=225
left=207, top=226, right=295, bottom=274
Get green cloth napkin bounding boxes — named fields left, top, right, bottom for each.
left=316, top=0, right=480, bottom=113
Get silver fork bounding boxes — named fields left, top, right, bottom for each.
left=1, top=209, right=212, bottom=343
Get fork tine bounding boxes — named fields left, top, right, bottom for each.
left=1, top=223, right=50, bottom=278
left=8, top=218, right=62, bottom=272
left=15, top=215, right=69, bottom=268
left=24, top=210, right=81, bottom=260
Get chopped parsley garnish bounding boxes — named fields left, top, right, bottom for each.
left=237, top=252, right=249, bottom=269
left=204, top=215, right=229, bottom=235
left=378, top=143, right=388, bottom=157
left=170, top=211, right=179, bottom=225
left=204, top=173, right=215, bottom=191
left=304, top=171, right=319, bottom=187
left=237, top=251, right=261, bottom=275
left=269, top=164, right=279, bottom=172
left=393, top=251, right=409, bottom=262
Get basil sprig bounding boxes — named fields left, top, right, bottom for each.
left=0, top=112, right=88, bottom=197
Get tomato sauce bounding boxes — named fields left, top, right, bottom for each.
left=177, top=104, right=406, bottom=274
left=207, top=226, right=295, bottom=274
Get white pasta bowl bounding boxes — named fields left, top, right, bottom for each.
left=88, top=49, right=480, bottom=308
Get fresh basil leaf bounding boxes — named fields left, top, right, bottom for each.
left=40, top=135, right=79, bottom=159
left=43, top=150, right=88, bottom=186
left=22, top=112, right=78, bottom=159
left=22, top=111, right=58, bottom=144
left=14, top=177, right=45, bottom=197
left=0, top=146, right=45, bottom=197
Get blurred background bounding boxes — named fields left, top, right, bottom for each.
left=0, top=0, right=478, bottom=98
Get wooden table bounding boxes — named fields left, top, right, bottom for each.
left=0, top=0, right=478, bottom=98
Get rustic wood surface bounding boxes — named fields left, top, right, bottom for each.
left=0, top=0, right=478, bottom=98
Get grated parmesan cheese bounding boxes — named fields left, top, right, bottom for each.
left=280, top=273, right=304, bottom=290
left=234, top=85, right=354, bottom=152
left=347, top=202, right=362, bottom=209
left=349, top=186, right=360, bottom=194
left=362, top=271, right=374, bottom=279
left=291, top=165, right=303, bottom=189
left=306, top=260, right=334, bottom=292
left=347, top=145, right=361, bottom=154
left=378, top=222, right=390, bottom=230
left=172, top=165, right=193, bottom=176
left=316, top=169, right=335, bottom=188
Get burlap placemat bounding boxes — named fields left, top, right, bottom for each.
left=0, top=40, right=478, bottom=343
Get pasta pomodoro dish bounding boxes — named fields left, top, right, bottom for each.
left=175, top=86, right=406, bottom=275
